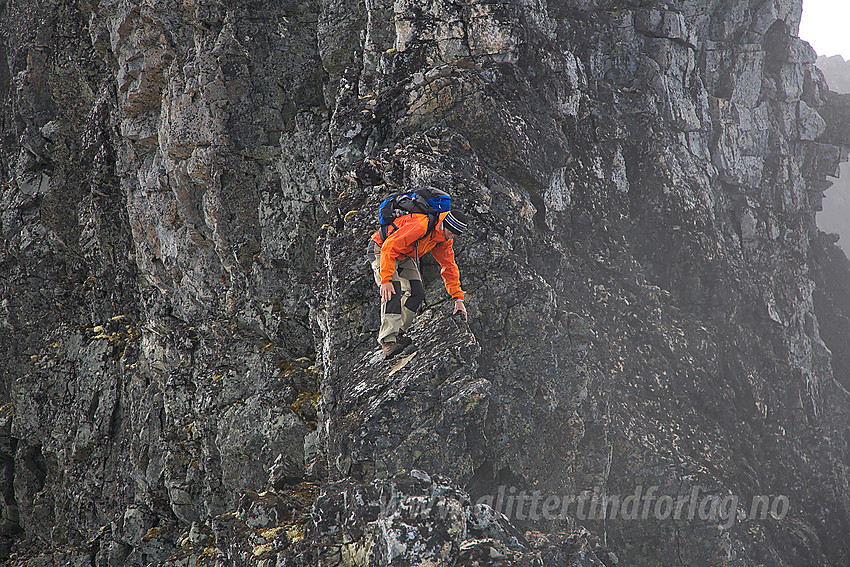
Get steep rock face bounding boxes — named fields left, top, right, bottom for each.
left=2, top=0, right=327, bottom=564
left=2, top=0, right=850, bottom=566
left=319, top=1, right=850, bottom=565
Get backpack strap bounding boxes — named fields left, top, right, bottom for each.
left=424, top=212, right=438, bottom=238
left=378, top=220, right=398, bottom=242
left=416, top=213, right=439, bottom=244
left=412, top=212, right=439, bottom=262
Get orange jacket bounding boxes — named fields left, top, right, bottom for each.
left=372, top=212, right=464, bottom=300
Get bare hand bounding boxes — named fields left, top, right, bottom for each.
left=453, top=299, right=467, bottom=321
left=380, top=282, right=395, bottom=302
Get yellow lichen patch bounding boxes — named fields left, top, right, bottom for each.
left=290, top=392, right=320, bottom=423
left=252, top=543, right=274, bottom=556
left=286, top=524, right=305, bottom=544
left=201, top=546, right=218, bottom=557
left=343, top=209, right=359, bottom=222
left=143, top=526, right=162, bottom=540
left=259, top=526, right=286, bottom=541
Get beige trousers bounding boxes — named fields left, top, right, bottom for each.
left=368, top=242, right=425, bottom=344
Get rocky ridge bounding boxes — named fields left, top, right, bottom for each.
left=2, top=0, right=850, bottom=566
left=814, top=54, right=850, bottom=253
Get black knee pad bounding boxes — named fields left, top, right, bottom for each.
left=385, top=281, right=404, bottom=314
left=406, top=279, right=425, bottom=312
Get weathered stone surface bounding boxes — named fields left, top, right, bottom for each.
left=2, top=0, right=850, bottom=566
left=279, top=471, right=612, bottom=566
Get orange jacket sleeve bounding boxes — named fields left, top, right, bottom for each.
left=378, top=215, right=429, bottom=284
left=431, top=239, right=464, bottom=301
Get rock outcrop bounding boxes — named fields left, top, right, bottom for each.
left=2, top=0, right=850, bottom=566
left=814, top=54, right=850, bottom=253
left=817, top=55, right=850, bottom=93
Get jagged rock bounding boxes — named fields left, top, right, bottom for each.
left=280, top=471, right=611, bottom=566
left=2, top=0, right=850, bottom=566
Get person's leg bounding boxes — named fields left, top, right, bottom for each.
left=396, top=258, right=424, bottom=334
left=370, top=243, right=405, bottom=344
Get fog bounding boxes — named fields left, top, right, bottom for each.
left=815, top=55, right=850, bottom=254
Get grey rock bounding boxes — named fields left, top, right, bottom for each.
left=2, top=0, right=850, bottom=566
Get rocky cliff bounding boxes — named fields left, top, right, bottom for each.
left=814, top=55, right=850, bottom=254
left=817, top=55, right=850, bottom=93
left=2, top=0, right=850, bottom=566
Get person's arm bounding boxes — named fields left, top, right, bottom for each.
left=378, top=216, right=428, bottom=286
left=431, top=239, right=465, bottom=310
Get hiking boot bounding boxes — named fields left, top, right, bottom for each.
left=396, top=332, right=412, bottom=348
left=381, top=340, right=406, bottom=360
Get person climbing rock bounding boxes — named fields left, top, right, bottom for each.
left=368, top=209, right=469, bottom=359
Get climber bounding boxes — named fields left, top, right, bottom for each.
left=367, top=209, right=469, bottom=359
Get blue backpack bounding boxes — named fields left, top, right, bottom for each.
left=377, top=186, right=451, bottom=240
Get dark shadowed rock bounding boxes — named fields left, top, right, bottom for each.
left=2, top=0, right=850, bottom=566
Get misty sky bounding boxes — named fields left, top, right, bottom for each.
left=799, top=0, right=850, bottom=59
